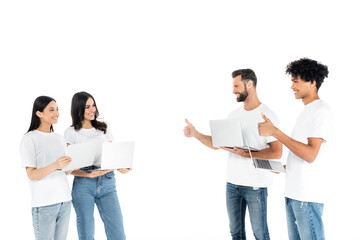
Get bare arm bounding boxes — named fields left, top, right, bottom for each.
left=26, top=156, right=72, bottom=181
left=272, top=130, right=322, bottom=163
left=251, top=141, right=282, bottom=159
left=258, top=113, right=322, bottom=163
left=184, top=119, right=219, bottom=150
left=194, top=131, right=218, bottom=150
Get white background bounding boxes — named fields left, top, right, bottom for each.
left=1, top=0, right=359, bottom=239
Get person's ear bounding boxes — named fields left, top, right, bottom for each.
left=246, top=80, right=254, bottom=89
left=310, top=80, right=317, bottom=89
left=36, top=111, right=42, bottom=118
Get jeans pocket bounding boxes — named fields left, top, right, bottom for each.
left=105, top=171, right=115, bottom=179
left=73, top=176, right=87, bottom=185
left=36, top=203, right=59, bottom=218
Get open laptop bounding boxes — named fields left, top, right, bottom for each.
left=61, top=141, right=98, bottom=171
left=252, top=158, right=286, bottom=173
left=210, top=118, right=285, bottom=173
left=209, top=118, right=259, bottom=151
left=99, top=141, right=134, bottom=170
left=243, top=142, right=285, bottom=173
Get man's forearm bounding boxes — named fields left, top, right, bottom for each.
left=246, top=141, right=282, bottom=159
left=194, top=131, right=219, bottom=150
left=251, top=148, right=281, bottom=160
left=273, top=128, right=319, bottom=163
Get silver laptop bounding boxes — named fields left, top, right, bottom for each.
left=252, top=158, right=286, bottom=173
left=243, top=145, right=285, bottom=173
left=99, top=141, right=134, bottom=170
left=209, top=118, right=259, bottom=151
left=210, top=118, right=285, bottom=173
left=62, top=141, right=98, bottom=171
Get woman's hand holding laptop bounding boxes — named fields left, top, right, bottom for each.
left=118, top=168, right=132, bottom=174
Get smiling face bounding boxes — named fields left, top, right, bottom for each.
left=233, top=75, right=249, bottom=102
left=290, top=75, right=319, bottom=105
left=291, top=76, right=313, bottom=99
left=84, top=97, right=96, bottom=122
left=36, top=100, right=59, bottom=125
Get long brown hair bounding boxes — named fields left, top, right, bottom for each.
left=70, top=92, right=107, bottom=133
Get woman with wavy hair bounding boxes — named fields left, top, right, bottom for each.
left=20, top=96, right=72, bottom=240
left=64, top=91, right=130, bottom=240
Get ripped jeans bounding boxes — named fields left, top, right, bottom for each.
left=226, top=183, right=270, bottom=240
left=285, top=197, right=324, bottom=240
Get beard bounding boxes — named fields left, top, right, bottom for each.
left=236, top=88, right=248, bottom=102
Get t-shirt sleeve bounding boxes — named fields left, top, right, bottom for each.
left=105, top=122, right=114, bottom=141
left=307, top=107, right=333, bottom=142
left=19, top=135, right=37, bottom=168
left=64, top=127, right=75, bottom=144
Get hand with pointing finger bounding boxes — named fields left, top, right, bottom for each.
left=258, top=113, right=277, bottom=137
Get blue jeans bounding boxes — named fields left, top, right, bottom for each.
left=72, top=170, right=126, bottom=240
left=226, top=183, right=270, bottom=240
left=32, top=201, right=71, bottom=240
left=285, top=197, right=325, bottom=240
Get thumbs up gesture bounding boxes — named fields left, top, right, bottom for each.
left=258, top=113, right=277, bottom=137
left=184, top=118, right=197, bottom=138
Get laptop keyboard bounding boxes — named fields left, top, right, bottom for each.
left=255, top=159, right=272, bottom=170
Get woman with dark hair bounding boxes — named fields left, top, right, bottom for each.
left=64, top=91, right=130, bottom=240
left=20, top=96, right=72, bottom=240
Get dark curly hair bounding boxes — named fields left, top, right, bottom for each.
left=286, top=58, right=329, bottom=90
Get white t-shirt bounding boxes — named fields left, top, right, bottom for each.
left=20, top=131, right=72, bottom=208
left=64, top=123, right=113, bottom=166
left=285, top=99, right=333, bottom=203
left=226, top=103, right=279, bottom=188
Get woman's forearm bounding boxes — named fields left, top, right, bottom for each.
left=26, top=163, right=57, bottom=181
